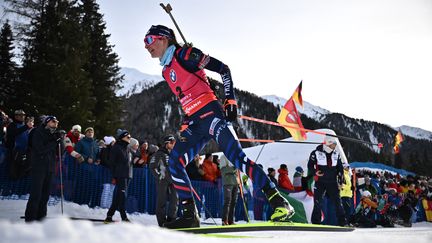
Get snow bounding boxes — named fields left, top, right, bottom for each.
left=118, top=67, right=163, bottom=97
left=235, top=129, right=349, bottom=174
left=0, top=130, right=429, bottom=242
left=262, top=95, right=330, bottom=122
left=397, top=125, right=432, bottom=141
left=0, top=199, right=431, bottom=243
left=262, top=95, right=432, bottom=142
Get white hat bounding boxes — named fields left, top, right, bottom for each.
left=103, top=136, right=116, bottom=145
left=129, top=138, right=139, bottom=147
left=362, top=190, right=371, bottom=197
left=324, top=136, right=337, bottom=146
left=72, top=125, right=82, bottom=132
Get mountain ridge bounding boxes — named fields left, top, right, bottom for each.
left=119, top=67, right=432, bottom=138
left=120, top=69, right=432, bottom=176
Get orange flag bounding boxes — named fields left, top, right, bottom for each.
left=277, top=97, right=307, bottom=141
left=393, top=130, right=404, bottom=154
left=292, top=81, right=303, bottom=107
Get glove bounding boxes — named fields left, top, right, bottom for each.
left=223, top=99, right=238, bottom=122
left=76, top=154, right=85, bottom=163
left=180, top=115, right=190, bottom=132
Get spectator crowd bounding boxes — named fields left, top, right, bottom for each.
left=1, top=108, right=431, bottom=226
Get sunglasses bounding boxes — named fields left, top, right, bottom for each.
left=144, top=35, right=163, bottom=46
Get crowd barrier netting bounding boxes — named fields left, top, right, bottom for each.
left=0, top=147, right=427, bottom=223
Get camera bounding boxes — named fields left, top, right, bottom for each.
left=54, top=129, right=66, bottom=141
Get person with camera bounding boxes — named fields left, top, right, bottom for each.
left=150, top=135, right=178, bottom=227
left=5, top=109, right=34, bottom=179
left=24, top=115, right=60, bottom=222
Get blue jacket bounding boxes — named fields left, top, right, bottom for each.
left=75, top=136, right=99, bottom=162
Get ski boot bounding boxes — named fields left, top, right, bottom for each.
left=265, top=188, right=295, bottom=222
left=163, top=199, right=200, bottom=229
left=104, top=216, right=114, bottom=224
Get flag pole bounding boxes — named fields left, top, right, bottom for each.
left=239, top=115, right=383, bottom=148
left=239, top=138, right=323, bottom=145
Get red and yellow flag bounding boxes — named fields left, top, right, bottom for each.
left=277, top=97, right=307, bottom=141
left=292, top=80, right=303, bottom=107
left=393, top=130, right=404, bottom=154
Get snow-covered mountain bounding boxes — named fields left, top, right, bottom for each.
left=397, top=125, right=432, bottom=141
left=262, top=95, right=432, bottom=142
left=118, top=67, right=163, bottom=97
left=262, top=95, right=330, bottom=122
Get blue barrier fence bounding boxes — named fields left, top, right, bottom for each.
left=0, top=151, right=259, bottom=221
left=0, top=148, right=427, bottom=223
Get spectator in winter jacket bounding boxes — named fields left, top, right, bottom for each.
left=267, top=167, right=277, bottom=186
left=64, top=125, right=84, bottom=162
left=128, top=138, right=141, bottom=167
left=202, top=153, right=221, bottom=182
left=219, top=155, right=239, bottom=225
left=100, top=136, right=115, bottom=169
left=149, top=134, right=178, bottom=226
left=307, top=136, right=347, bottom=226
left=5, top=109, right=34, bottom=179
left=104, top=129, right=133, bottom=223
left=293, top=166, right=304, bottom=191
left=186, top=154, right=204, bottom=180
left=0, top=109, right=10, bottom=145
left=74, top=127, right=101, bottom=207
left=74, top=127, right=100, bottom=164
left=421, top=179, right=432, bottom=222
left=278, top=164, right=294, bottom=191
left=136, top=141, right=149, bottom=167
left=5, top=109, right=33, bottom=152
left=358, top=175, right=378, bottom=199
left=24, top=115, right=59, bottom=222
left=352, top=190, right=378, bottom=227
left=340, top=163, right=353, bottom=220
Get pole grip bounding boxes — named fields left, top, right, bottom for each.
left=159, top=3, right=189, bottom=46
left=159, top=3, right=171, bottom=13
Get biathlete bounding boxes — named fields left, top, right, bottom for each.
left=144, top=25, right=294, bottom=228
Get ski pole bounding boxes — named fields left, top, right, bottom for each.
left=159, top=3, right=190, bottom=46
left=254, top=143, right=266, bottom=163
left=239, top=115, right=383, bottom=148
left=58, top=142, right=64, bottom=215
left=239, top=138, right=323, bottom=145
left=191, top=186, right=218, bottom=226
left=237, top=170, right=250, bottom=223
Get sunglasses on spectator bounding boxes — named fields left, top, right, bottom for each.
left=144, top=35, right=163, bottom=46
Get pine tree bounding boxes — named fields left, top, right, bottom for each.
left=20, top=0, right=95, bottom=128
left=0, top=21, right=18, bottom=110
left=80, top=0, right=123, bottom=136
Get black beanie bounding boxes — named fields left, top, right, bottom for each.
left=146, top=25, right=174, bottom=39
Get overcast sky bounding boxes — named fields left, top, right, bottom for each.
left=4, top=0, right=432, bottom=131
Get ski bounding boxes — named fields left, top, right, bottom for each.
left=175, top=221, right=355, bottom=234
left=20, top=216, right=120, bottom=223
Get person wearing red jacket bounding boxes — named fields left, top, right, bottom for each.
left=64, top=125, right=84, bottom=162
left=278, top=164, right=294, bottom=191
left=201, top=154, right=221, bottom=182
